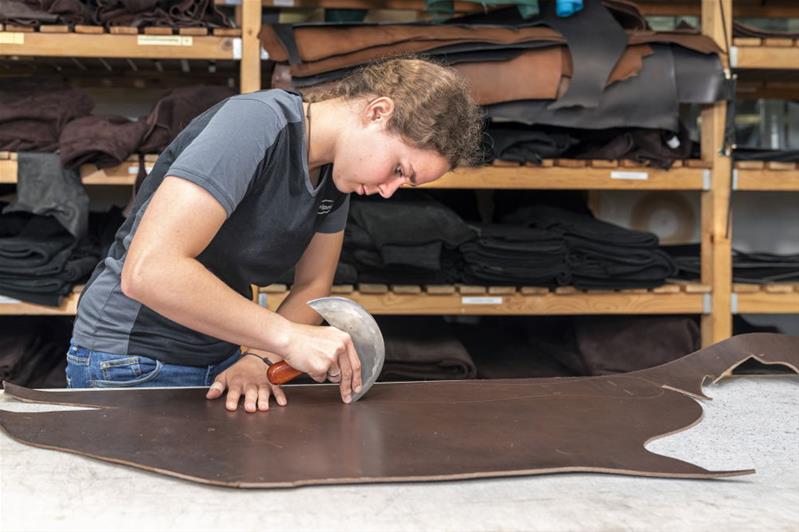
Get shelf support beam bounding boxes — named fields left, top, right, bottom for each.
left=700, top=0, right=732, bottom=346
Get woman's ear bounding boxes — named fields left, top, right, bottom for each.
left=364, top=96, right=395, bottom=124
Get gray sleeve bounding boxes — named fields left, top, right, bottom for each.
left=166, top=98, right=283, bottom=217
left=317, top=194, right=350, bottom=233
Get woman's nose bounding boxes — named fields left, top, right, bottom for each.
left=378, top=175, right=404, bottom=198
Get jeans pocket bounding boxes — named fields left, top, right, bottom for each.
left=66, top=343, right=90, bottom=366
left=92, top=355, right=163, bottom=388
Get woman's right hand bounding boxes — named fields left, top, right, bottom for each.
left=282, top=323, right=363, bottom=403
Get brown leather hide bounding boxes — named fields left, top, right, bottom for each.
left=1, top=333, right=796, bottom=488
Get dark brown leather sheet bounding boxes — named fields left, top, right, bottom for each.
left=1, top=333, right=796, bottom=489
left=453, top=44, right=652, bottom=105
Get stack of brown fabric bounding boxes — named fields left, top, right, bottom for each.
left=0, top=80, right=93, bottom=152
left=0, top=0, right=235, bottom=29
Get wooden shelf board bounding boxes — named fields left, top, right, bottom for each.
left=735, top=168, right=799, bottom=191
left=732, top=45, right=799, bottom=70
left=0, top=288, right=81, bottom=316
left=258, top=283, right=707, bottom=316
left=2, top=156, right=707, bottom=190
left=735, top=284, right=799, bottom=314
left=417, top=162, right=708, bottom=190
left=0, top=157, right=145, bottom=186
left=0, top=31, right=239, bottom=60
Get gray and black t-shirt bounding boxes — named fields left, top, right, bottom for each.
left=72, top=89, right=350, bottom=366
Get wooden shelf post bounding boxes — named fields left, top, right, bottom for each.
left=700, top=0, right=733, bottom=346
left=240, top=0, right=262, bottom=93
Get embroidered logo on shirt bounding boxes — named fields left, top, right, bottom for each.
left=317, top=199, right=334, bottom=216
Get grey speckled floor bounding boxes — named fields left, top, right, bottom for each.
left=1, top=376, right=797, bottom=532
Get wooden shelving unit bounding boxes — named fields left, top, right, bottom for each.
left=6, top=0, right=795, bottom=345
left=733, top=284, right=799, bottom=314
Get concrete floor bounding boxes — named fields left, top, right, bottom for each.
left=1, top=376, right=797, bottom=531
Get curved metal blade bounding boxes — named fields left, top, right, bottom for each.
left=307, top=297, right=385, bottom=402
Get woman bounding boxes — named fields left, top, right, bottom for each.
left=66, top=58, right=482, bottom=413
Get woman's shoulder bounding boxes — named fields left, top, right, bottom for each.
left=224, top=89, right=303, bottom=124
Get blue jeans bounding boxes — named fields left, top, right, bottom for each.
left=65, top=340, right=241, bottom=388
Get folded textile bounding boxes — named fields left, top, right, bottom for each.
left=377, top=316, right=477, bottom=381
left=59, top=115, right=149, bottom=169
left=0, top=316, right=73, bottom=388
left=0, top=199, right=120, bottom=307
left=349, top=196, right=476, bottom=250
left=453, top=316, right=577, bottom=379
left=459, top=224, right=568, bottom=285
left=341, top=195, right=475, bottom=284
left=0, top=213, right=74, bottom=272
left=666, top=244, right=799, bottom=284
left=95, top=0, right=234, bottom=29
left=733, top=148, right=799, bottom=163
left=484, top=123, right=693, bottom=168
left=4, top=152, right=90, bottom=239
left=0, top=0, right=91, bottom=26
left=137, top=85, right=237, bottom=155
left=503, top=205, right=676, bottom=289
left=572, top=315, right=700, bottom=375
left=0, top=80, right=94, bottom=152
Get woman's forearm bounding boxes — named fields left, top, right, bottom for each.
left=245, top=283, right=330, bottom=362
left=122, top=255, right=292, bottom=357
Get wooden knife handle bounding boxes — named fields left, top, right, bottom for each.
left=267, top=360, right=303, bottom=385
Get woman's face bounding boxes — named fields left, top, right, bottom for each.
left=331, top=99, right=450, bottom=198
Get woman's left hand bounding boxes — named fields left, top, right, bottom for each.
left=206, top=355, right=288, bottom=412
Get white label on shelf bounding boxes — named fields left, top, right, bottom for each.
left=232, top=37, right=242, bottom=60
left=274, top=0, right=295, bottom=6
left=137, top=35, right=193, bottom=47
left=0, top=33, right=25, bottom=45
left=461, top=296, right=503, bottom=305
left=610, top=170, right=649, bottom=181
left=0, top=295, right=23, bottom=304
left=128, top=166, right=153, bottom=174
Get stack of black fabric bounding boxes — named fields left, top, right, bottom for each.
left=0, top=153, right=124, bottom=306
left=483, top=123, right=695, bottom=169
left=376, top=316, right=477, bottom=381
left=460, top=224, right=568, bottom=286
left=666, top=244, right=799, bottom=284
left=341, top=194, right=476, bottom=285
left=502, top=205, right=677, bottom=289
left=0, top=316, right=74, bottom=388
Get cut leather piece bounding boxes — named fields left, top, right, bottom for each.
left=485, top=44, right=680, bottom=130
left=672, top=44, right=728, bottom=104
left=453, top=47, right=563, bottom=105
left=733, top=21, right=799, bottom=40
left=540, top=0, right=628, bottom=110
left=2, top=333, right=797, bottom=488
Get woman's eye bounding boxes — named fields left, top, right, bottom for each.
left=395, top=164, right=403, bottom=177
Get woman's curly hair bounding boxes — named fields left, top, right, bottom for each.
left=304, top=57, right=484, bottom=169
